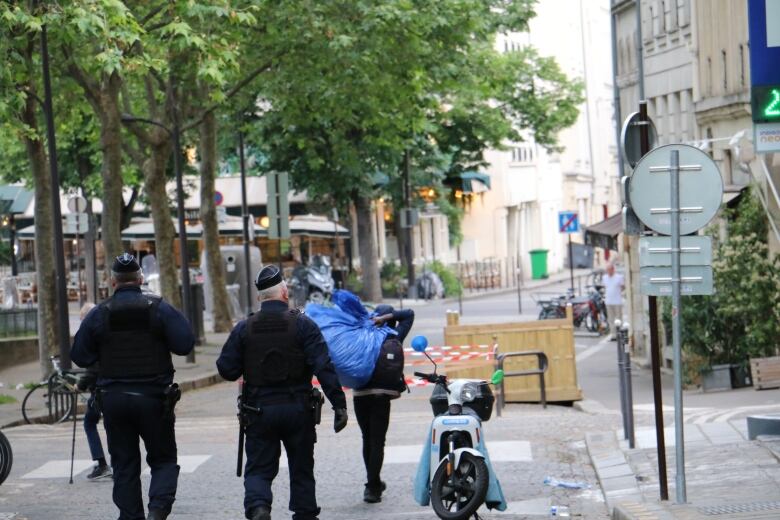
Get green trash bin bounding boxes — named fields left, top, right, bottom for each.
left=529, top=249, right=549, bottom=280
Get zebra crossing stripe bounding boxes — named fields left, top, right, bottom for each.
left=22, top=460, right=93, bottom=479
left=142, top=455, right=211, bottom=475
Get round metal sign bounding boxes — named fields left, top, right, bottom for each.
left=621, top=111, right=658, bottom=168
left=214, top=191, right=224, bottom=206
left=67, top=195, right=88, bottom=214
left=629, top=144, right=723, bottom=236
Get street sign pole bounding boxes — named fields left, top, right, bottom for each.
left=238, top=128, right=253, bottom=317
left=669, top=150, right=686, bottom=503
left=640, top=100, right=669, bottom=502
left=568, top=234, right=574, bottom=294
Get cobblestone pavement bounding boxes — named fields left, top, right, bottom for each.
left=0, top=381, right=619, bottom=519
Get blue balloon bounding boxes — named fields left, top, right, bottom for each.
left=411, top=335, right=428, bottom=352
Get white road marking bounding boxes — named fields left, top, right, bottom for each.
left=142, top=455, right=212, bottom=475
left=21, top=459, right=93, bottom=479
left=383, top=445, right=424, bottom=464
left=487, top=441, right=533, bottom=462
left=574, top=335, right=611, bottom=363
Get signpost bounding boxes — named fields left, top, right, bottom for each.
left=630, top=144, right=722, bottom=504
left=627, top=102, right=668, bottom=502
left=620, top=111, right=658, bottom=168
left=266, top=171, right=290, bottom=241
left=558, top=210, right=579, bottom=294
left=266, top=172, right=290, bottom=268
left=749, top=0, right=780, bottom=151
left=67, top=196, right=88, bottom=308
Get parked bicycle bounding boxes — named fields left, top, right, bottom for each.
left=535, top=285, right=610, bottom=335
left=21, top=356, right=86, bottom=425
left=0, top=429, right=11, bottom=485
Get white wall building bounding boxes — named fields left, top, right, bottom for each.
left=456, top=0, right=619, bottom=278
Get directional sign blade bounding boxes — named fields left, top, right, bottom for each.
left=639, top=265, right=714, bottom=296
left=639, top=236, right=712, bottom=267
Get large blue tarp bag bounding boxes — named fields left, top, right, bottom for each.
left=305, top=290, right=395, bottom=388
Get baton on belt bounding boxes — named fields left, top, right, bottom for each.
left=236, top=380, right=246, bottom=477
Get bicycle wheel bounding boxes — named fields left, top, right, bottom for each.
left=21, top=378, right=74, bottom=424
left=47, top=378, right=76, bottom=425
left=21, top=383, right=46, bottom=424
left=0, top=430, right=12, bottom=485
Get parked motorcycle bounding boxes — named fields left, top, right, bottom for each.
left=536, top=286, right=609, bottom=335
left=289, top=255, right=335, bottom=307
left=412, top=335, right=506, bottom=520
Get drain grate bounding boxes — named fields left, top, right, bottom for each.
left=698, top=501, right=780, bottom=515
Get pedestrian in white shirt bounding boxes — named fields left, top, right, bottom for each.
left=602, top=263, right=624, bottom=340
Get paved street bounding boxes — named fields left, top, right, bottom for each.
left=0, top=381, right=615, bottom=519
left=1, top=287, right=779, bottom=519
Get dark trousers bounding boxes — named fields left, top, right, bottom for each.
left=102, top=392, right=179, bottom=520
left=243, top=400, right=319, bottom=520
left=353, top=394, right=391, bottom=490
left=84, top=393, right=106, bottom=462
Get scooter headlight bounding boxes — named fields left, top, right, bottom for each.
left=460, top=382, right=479, bottom=403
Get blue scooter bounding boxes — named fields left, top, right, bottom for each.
left=412, top=336, right=507, bottom=519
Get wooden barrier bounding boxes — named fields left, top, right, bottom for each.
left=442, top=307, right=582, bottom=403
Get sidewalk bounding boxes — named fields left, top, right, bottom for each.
left=379, top=267, right=592, bottom=306
left=0, top=331, right=229, bottom=429
left=586, top=421, right=780, bottom=519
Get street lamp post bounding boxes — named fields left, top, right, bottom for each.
left=121, top=113, right=195, bottom=363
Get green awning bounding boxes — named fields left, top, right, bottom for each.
left=0, top=186, right=34, bottom=214
left=456, top=171, right=491, bottom=193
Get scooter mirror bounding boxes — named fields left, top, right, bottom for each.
left=491, top=369, right=505, bottom=385
left=411, top=335, right=428, bottom=352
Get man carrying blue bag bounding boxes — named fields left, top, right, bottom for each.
left=305, top=292, right=414, bottom=503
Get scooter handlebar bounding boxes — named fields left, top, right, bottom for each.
left=414, top=372, right=448, bottom=386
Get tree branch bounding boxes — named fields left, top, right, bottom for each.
left=122, top=115, right=157, bottom=146
left=62, top=46, right=101, bottom=109
left=140, top=3, right=167, bottom=27
left=181, top=61, right=273, bottom=132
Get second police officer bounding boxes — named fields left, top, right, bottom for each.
left=217, top=265, right=348, bottom=520
left=71, top=253, right=195, bottom=520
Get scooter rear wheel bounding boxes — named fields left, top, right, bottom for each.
left=430, top=452, right=489, bottom=519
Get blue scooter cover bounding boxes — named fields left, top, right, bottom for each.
left=413, top=424, right=507, bottom=511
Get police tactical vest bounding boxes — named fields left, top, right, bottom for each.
left=98, top=293, right=173, bottom=379
left=243, top=309, right=308, bottom=387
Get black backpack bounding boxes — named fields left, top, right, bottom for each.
left=370, top=336, right=406, bottom=392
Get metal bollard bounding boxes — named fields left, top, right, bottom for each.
left=615, top=319, right=629, bottom=441
left=622, top=321, right=635, bottom=449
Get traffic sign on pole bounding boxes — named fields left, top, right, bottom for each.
left=629, top=144, right=723, bottom=236
left=558, top=211, right=579, bottom=233
left=266, top=172, right=290, bottom=240
left=621, top=111, right=658, bottom=168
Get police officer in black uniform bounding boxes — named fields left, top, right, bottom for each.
left=71, top=253, right=194, bottom=520
left=217, top=265, right=348, bottom=520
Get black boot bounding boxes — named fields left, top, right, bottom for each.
left=147, top=510, right=168, bottom=520
left=248, top=505, right=271, bottom=520
left=363, top=481, right=386, bottom=503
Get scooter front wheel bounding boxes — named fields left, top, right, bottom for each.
left=430, top=452, right=489, bottom=519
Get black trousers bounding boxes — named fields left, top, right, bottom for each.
left=102, top=392, right=179, bottom=520
left=243, top=399, right=319, bottom=520
left=353, top=394, right=391, bottom=490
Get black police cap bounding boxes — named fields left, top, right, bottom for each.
left=112, top=252, right=141, bottom=273
left=255, top=265, right=283, bottom=290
